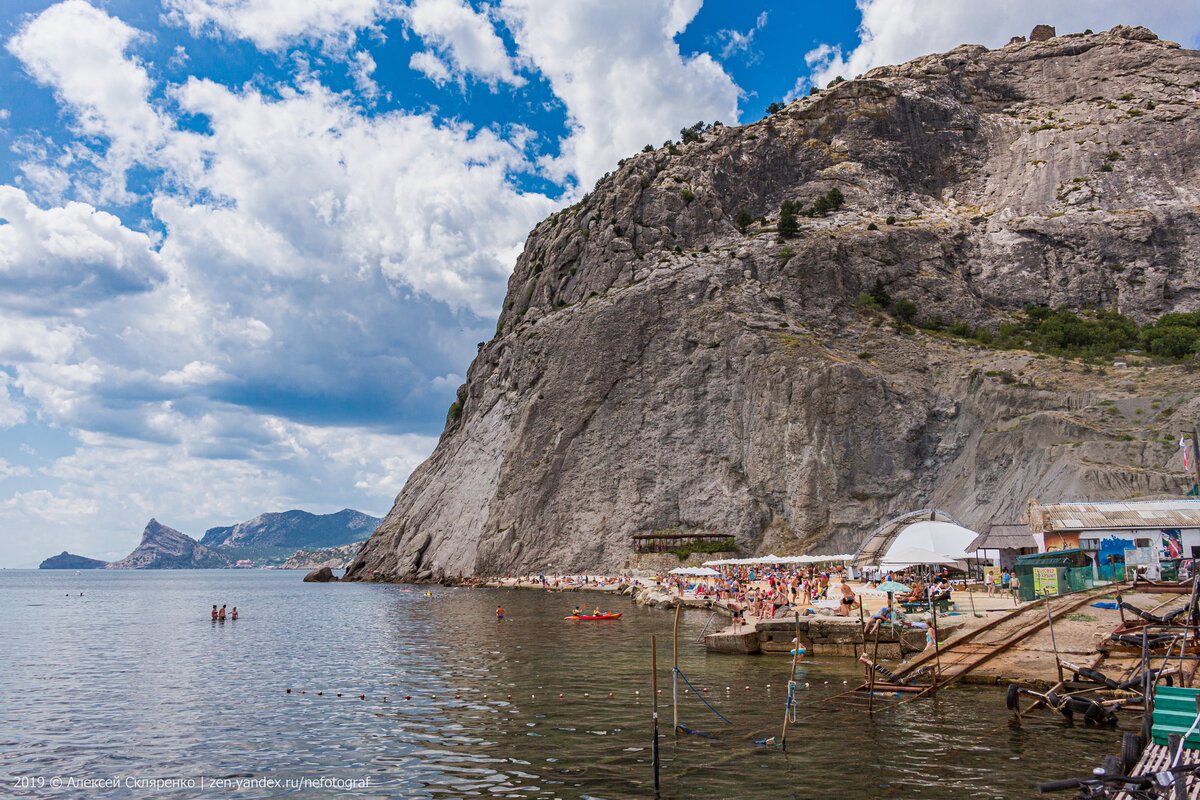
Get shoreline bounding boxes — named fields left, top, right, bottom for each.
left=467, top=573, right=1181, bottom=693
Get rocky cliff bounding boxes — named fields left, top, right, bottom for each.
left=39, top=551, right=108, bottom=569
left=347, top=26, right=1200, bottom=583
left=108, top=519, right=231, bottom=569
left=201, top=509, right=380, bottom=549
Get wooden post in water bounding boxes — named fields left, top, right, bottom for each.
left=931, top=599, right=942, bottom=687
left=780, top=612, right=802, bottom=749
left=651, top=635, right=660, bottom=794
left=672, top=603, right=680, bottom=735
left=856, top=594, right=866, bottom=660
left=867, top=622, right=882, bottom=713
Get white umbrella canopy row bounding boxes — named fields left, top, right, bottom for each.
left=701, top=554, right=855, bottom=567
left=667, top=567, right=721, bottom=576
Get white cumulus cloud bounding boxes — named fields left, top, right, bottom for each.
left=0, top=186, right=165, bottom=312
left=162, top=0, right=402, bottom=52
left=405, top=0, right=524, bottom=87
left=501, top=0, right=741, bottom=187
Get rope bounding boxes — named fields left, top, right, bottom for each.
left=674, top=667, right=734, bottom=726
left=676, top=724, right=719, bottom=739
left=785, top=680, right=798, bottom=723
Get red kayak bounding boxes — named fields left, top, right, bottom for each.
left=563, top=613, right=623, bottom=620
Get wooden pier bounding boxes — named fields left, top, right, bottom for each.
left=1114, top=742, right=1200, bottom=800
left=820, top=586, right=1118, bottom=712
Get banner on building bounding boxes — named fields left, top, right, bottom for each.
left=1161, top=528, right=1184, bottom=560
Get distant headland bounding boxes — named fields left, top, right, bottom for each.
left=37, top=509, right=381, bottom=569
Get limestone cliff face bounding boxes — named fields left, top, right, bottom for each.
left=348, top=27, right=1200, bottom=582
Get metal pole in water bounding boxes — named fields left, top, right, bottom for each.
left=672, top=603, right=680, bottom=735
left=1045, top=594, right=1064, bottom=684
left=651, top=635, right=660, bottom=794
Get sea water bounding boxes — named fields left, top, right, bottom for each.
left=1, top=569, right=1123, bottom=799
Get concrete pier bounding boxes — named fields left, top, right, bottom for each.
left=705, top=616, right=954, bottom=658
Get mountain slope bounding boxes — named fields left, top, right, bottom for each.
left=108, top=519, right=231, bottom=569
left=348, top=26, right=1200, bottom=583
left=200, top=509, right=381, bottom=549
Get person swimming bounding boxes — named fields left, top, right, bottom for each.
left=496, top=606, right=505, bottom=620
left=231, top=607, right=238, bottom=620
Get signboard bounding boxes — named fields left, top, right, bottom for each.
left=1126, top=547, right=1157, bottom=566
left=1032, top=567, right=1059, bottom=596
left=983, top=566, right=1002, bottom=585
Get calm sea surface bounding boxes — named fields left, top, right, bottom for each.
left=1, top=569, right=1123, bottom=799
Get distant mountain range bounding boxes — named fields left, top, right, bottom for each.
left=38, top=509, right=382, bottom=569
left=200, top=509, right=380, bottom=550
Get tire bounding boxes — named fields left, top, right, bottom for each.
left=1005, top=683, right=1021, bottom=712
left=1083, top=701, right=1109, bottom=726
left=1122, top=732, right=1143, bottom=774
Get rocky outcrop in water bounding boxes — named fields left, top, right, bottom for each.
left=349, top=26, right=1200, bottom=583
left=108, top=519, right=231, bottom=569
left=302, top=566, right=339, bottom=582
left=201, top=509, right=380, bottom=550
left=39, top=551, right=108, bottom=569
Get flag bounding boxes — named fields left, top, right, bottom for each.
left=1185, top=439, right=1192, bottom=471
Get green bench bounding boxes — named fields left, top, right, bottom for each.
left=899, top=599, right=953, bottom=614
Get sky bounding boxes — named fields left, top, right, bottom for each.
left=0, top=1, right=1196, bottom=568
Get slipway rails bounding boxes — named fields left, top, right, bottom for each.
left=815, top=585, right=1120, bottom=714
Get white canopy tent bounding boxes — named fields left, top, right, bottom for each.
left=879, top=546, right=963, bottom=568
left=668, top=567, right=721, bottom=576
left=874, top=521, right=977, bottom=565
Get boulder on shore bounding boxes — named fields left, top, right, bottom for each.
left=303, top=566, right=339, bottom=582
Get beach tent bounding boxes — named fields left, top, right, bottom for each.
left=867, top=520, right=978, bottom=566
left=853, top=509, right=978, bottom=567
left=879, top=545, right=962, bottom=567
left=669, top=567, right=721, bottom=576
